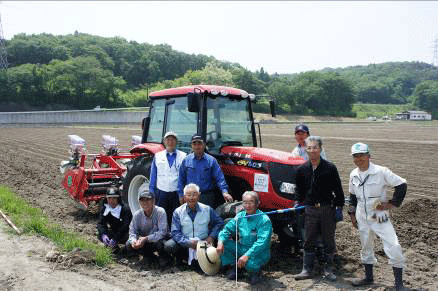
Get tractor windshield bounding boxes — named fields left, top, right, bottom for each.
left=148, top=97, right=197, bottom=153
left=205, top=96, right=253, bottom=154
left=147, top=95, right=253, bottom=154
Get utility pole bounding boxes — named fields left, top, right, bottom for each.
left=433, top=35, right=438, bottom=67
left=0, top=11, right=8, bottom=70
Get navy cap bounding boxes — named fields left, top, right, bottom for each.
left=191, top=134, right=204, bottom=143
left=295, top=124, right=310, bottom=134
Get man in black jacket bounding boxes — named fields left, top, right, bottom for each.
left=294, top=136, right=344, bottom=281
left=97, top=187, right=132, bottom=250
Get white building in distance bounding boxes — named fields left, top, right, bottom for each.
left=395, top=110, right=432, bottom=120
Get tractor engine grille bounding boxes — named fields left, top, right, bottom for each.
left=269, top=162, right=301, bottom=201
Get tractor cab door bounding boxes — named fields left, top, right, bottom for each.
left=147, top=97, right=198, bottom=154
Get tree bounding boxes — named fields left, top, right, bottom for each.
left=413, top=80, right=438, bottom=118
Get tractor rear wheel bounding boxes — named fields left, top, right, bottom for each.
left=122, top=156, right=152, bottom=214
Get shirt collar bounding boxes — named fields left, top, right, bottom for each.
left=186, top=203, right=200, bottom=213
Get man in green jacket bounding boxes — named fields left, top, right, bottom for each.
left=217, top=191, right=272, bottom=285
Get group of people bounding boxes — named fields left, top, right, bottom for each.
left=96, top=126, right=408, bottom=290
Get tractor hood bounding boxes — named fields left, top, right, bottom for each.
left=220, top=146, right=305, bottom=165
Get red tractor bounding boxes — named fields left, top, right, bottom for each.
left=61, top=85, right=305, bottom=250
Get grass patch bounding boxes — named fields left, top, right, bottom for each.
left=0, top=185, right=113, bottom=266
left=352, top=103, right=414, bottom=119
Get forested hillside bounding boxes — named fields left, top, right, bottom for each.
left=1, top=32, right=438, bottom=118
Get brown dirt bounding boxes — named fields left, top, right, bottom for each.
left=0, top=121, right=437, bottom=290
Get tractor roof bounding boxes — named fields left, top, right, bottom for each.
left=149, top=85, right=251, bottom=100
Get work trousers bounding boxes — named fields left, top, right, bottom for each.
left=357, top=211, right=405, bottom=268
left=303, top=205, right=336, bottom=254
left=221, top=239, right=269, bottom=274
left=199, top=189, right=224, bottom=209
left=155, top=189, right=180, bottom=227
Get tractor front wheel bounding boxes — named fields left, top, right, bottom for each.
left=122, top=157, right=152, bottom=214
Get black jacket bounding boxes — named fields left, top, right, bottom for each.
left=296, top=158, right=345, bottom=207
left=96, top=203, right=132, bottom=243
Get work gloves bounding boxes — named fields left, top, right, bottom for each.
left=372, top=211, right=389, bottom=223
left=335, top=207, right=343, bottom=222
left=102, top=234, right=117, bottom=248
left=102, top=234, right=110, bottom=245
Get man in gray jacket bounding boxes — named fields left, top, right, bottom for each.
left=126, top=183, right=170, bottom=268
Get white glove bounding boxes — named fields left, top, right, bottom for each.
left=372, top=211, right=388, bottom=223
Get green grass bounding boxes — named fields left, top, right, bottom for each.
left=0, top=186, right=113, bottom=266
left=352, top=103, right=414, bottom=119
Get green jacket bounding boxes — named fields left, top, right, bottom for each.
left=218, top=209, right=272, bottom=262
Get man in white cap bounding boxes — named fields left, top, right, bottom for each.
left=126, top=183, right=170, bottom=268
left=348, top=142, right=407, bottom=291
left=149, top=131, right=187, bottom=226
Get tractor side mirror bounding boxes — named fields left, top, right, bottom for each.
left=269, top=100, right=276, bottom=117
left=188, top=92, right=200, bottom=112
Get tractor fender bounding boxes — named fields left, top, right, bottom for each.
left=130, top=143, right=164, bottom=155
left=121, top=155, right=154, bottom=214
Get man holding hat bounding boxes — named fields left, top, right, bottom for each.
left=126, top=183, right=170, bottom=267
left=164, top=183, right=224, bottom=269
left=348, top=143, right=407, bottom=290
left=291, top=124, right=326, bottom=160
left=178, top=133, right=233, bottom=208
left=97, top=187, right=132, bottom=250
left=149, top=131, right=187, bottom=226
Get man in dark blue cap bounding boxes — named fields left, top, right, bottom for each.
left=177, top=134, right=233, bottom=208
left=291, top=124, right=326, bottom=160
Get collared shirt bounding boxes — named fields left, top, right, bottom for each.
left=171, top=203, right=224, bottom=247
left=177, top=152, right=229, bottom=198
left=127, top=205, right=168, bottom=244
left=292, top=144, right=328, bottom=160
left=296, top=158, right=345, bottom=207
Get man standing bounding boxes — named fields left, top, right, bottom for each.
left=178, top=134, right=233, bottom=208
left=164, top=183, right=224, bottom=267
left=348, top=143, right=407, bottom=291
left=295, top=136, right=344, bottom=281
left=291, top=124, right=326, bottom=160
left=126, top=183, right=169, bottom=268
left=149, top=131, right=187, bottom=225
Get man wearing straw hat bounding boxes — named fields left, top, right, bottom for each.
left=217, top=191, right=272, bottom=285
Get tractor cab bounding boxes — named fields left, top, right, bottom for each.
left=142, top=85, right=258, bottom=156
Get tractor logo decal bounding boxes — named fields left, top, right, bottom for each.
left=237, top=159, right=263, bottom=169
left=68, top=176, right=73, bottom=187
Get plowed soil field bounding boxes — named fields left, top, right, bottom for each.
left=0, top=121, right=437, bottom=290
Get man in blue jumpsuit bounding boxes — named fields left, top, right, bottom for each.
left=178, top=134, right=233, bottom=208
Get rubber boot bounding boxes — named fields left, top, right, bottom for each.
left=393, top=267, right=405, bottom=291
left=352, top=264, right=374, bottom=286
left=323, top=253, right=336, bottom=281
left=295, top=252, right=315, bottom=280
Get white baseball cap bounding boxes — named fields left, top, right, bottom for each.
left=163, top=131, right=178, bottom=140
left=351, top=143, right=369, bottom=155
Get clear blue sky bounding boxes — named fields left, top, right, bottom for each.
left=1, top=1, right=438, bottom=74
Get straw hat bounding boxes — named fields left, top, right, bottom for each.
left=196, top=241, right=221, bottom=275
